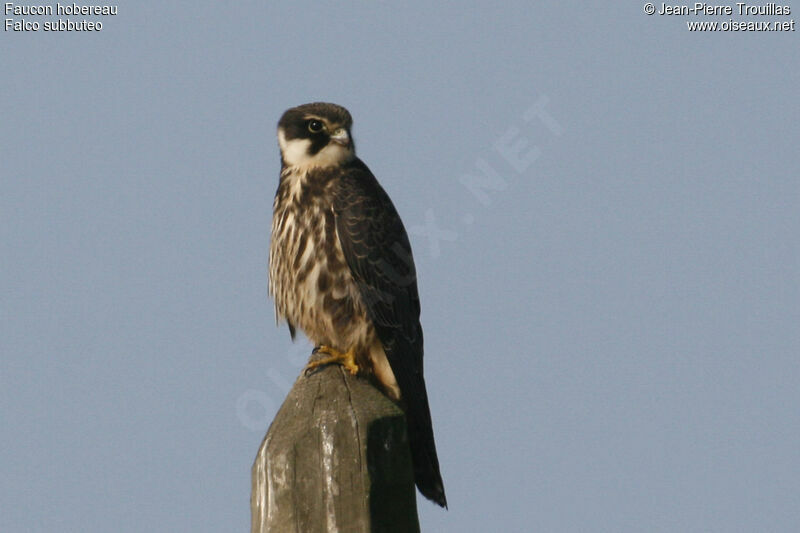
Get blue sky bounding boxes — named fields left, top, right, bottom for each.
left=2, top=2, right=799, bottom=531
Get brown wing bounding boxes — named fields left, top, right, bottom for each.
left=332, top=159, right=447, bottom=508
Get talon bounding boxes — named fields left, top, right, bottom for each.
left=305, top=345, right=359, bottom=375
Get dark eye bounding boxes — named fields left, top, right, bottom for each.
left=308, top=120, right=324, bottom=133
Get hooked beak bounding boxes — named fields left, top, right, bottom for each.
left=330, top=128, right=350, bottom=146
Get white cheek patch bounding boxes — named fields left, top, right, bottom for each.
left=277, top=127, right=354, bottom=170
left=277, top=129, right=312, bottom=167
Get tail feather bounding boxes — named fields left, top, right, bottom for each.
left=376, top=326, right=446, bottom=507
left=405, top=384, right=447, bottom=508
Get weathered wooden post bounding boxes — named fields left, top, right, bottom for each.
left=251, top=357, right=421, bottom=533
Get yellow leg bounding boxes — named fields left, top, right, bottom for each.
left=305, top=345, right=360, bottom=375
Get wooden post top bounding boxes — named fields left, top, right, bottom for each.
left=251, top=363, right=420, bottom=533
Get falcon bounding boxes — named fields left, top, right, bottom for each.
left=269, top=102, right=447, bottom=508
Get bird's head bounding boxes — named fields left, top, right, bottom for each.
left=277, top=102, right=355, bottom=170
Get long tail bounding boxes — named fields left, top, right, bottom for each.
left=382, top=332, right=447, bottom=508
left=404, top=374, right=447, bottom=508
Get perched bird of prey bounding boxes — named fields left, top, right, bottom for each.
left=269, top=102, right=447, bottom=508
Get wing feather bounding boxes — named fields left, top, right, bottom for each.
left=332, top=159, right=446, bottom=507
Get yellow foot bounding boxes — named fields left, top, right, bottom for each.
left=305, top=345, right=360, bottom=375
